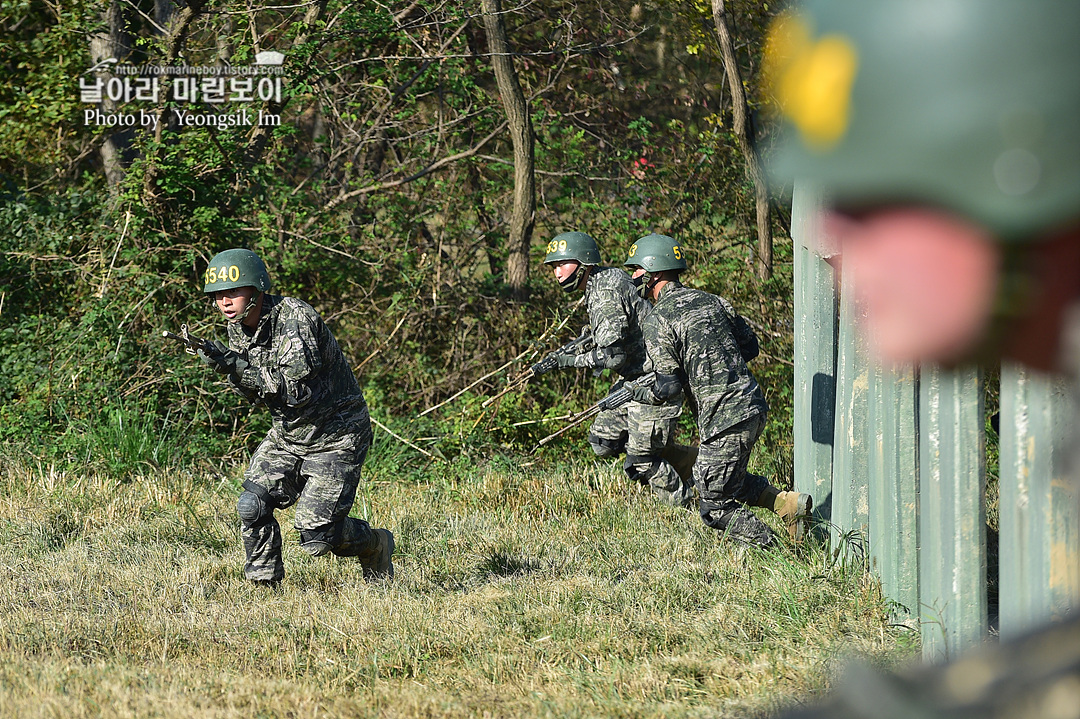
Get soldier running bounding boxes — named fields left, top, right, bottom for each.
left=533, top=231, right=697, bottom=508
left=197, top=248, right=394, bottom=586
left=624, top=234, right=812, bottom=548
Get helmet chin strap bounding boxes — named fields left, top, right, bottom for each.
left=230, top=290, right=262, bottom=324
left=559, top=266, right=584, bottom=292
left=638, top=272, right=664, bottom=300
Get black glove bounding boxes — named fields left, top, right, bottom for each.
left=598, top=386, right=633, bottom=411
left=530, top=353, right=559, bottom=376
left=554, top=352, right=577, bottom=368
left=628, top=380, right=656, bottom=404
left=281, top=384, right=313, bottom=408
left=198, top=340, right=249, bottom=375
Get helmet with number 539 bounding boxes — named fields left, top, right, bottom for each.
left=543, top=231, right=601, bottom=267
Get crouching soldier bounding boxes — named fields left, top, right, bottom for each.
left=534, top=231, right=697, bottom=508
left=198, top=248, right=394, bottom=586
left=624, top=234, right=812, bottom=547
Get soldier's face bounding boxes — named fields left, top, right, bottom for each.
left=825, top=207, right=1001, bottom=365
left=214, top=286, right=258, bottom=323
left=551, top=260, right=582, bottom=286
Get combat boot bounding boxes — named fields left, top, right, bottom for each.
left=756, top=486, right=813, bottom=543
left=715, top=507, right=777, bottom=549
left=358, top=528, right=395, bottom=581
left=776, top=491, right=813, bottom=543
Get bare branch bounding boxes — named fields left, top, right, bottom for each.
left=299, top=120, right=509, bottom=232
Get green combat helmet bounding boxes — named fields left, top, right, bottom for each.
left=543, top=231, right=601, bottom=291
left=203, top=248, right=271, bottom=323
left=765, top=0, right=1080, bottom=242
left=624, top=234, right=687, bottom=274
left=203, top=248, right=272, bottom=294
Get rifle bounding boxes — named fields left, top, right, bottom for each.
left=532, top=372, right=654, bottom=452
left=481, top=327, right=595, bottom=409
left=162, top=324, right=211, bottom=356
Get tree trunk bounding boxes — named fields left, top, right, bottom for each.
left=216, top=15, right=234, bottom=66
left=481, top=0, right=535, bottom=300
left=711, top=0, right=772, bottom=281
left=89, top=0, right=133, bottom=192
left=141, top=0, right=207, bottom=202
left=154, top=0, right=177, bottom=31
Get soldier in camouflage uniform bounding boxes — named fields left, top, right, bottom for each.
left=765, top=0, right=1080, bottom=715
left=533, top=231, right=697, bottom=508
left=197, top=249, right=394, bottom=586
left=624, top=234, right=812, bottom=548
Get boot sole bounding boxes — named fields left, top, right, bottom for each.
left=364, top=530, right=395, bottom=581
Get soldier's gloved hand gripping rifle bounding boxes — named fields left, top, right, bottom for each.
left=163, top=324, right=249, bottom=376
left=532, top=371, right=656, bottom=452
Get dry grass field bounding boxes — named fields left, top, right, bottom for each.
left=0, top=453, right=916, bottom=718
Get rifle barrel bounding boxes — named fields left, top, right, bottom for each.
left=162, top=326, right=208, bottom=355
left=533, top=406, right=601, bottom=451
left=418, top=299, right=584, bottom=417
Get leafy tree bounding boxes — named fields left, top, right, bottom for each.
left=0, top=0, right=795, bottom=478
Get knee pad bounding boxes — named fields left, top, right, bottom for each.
left=589, top=432, right=626, bottom=458
left=299, top=528, right=335, bottom=557
left=624, top=454, right=662, bottom=485
left=237, top=491, right=272, bottom=526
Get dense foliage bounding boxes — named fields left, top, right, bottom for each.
left=0, top=0, right=794, bottom=478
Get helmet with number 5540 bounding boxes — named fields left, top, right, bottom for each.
left=203, top=249, right=272, bottom=294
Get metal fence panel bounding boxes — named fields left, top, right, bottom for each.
left=918, top=365, right=987, bottom=662
left=867, top=363, right=920, bottom=624
left=999, top=363, right=1079, bottom=639
left=791, top=179, right=1075, bottom=661
left=792, top=187, right=837, bottom=521
left=830, top=259, right=870, bottom=560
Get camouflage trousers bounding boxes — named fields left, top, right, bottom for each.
left=238, top=421, right=374, bottom=582
left=589, top=396, right=696, bottom=508
left=695, top=412, right=770, bottom=530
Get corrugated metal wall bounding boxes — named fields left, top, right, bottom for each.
left=791, top=184, right=1079, bottom=661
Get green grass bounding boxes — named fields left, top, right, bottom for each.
left=0, top=452, right=916, bottom=718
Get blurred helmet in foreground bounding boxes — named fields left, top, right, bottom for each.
left=765, top=0, right=1080, bottom=241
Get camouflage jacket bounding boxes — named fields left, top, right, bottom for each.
left=225, top=294, right=370, bottom=447
left=565, top=266, right=652, bottom=379
left=643, top=282, right=767, bottom=442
